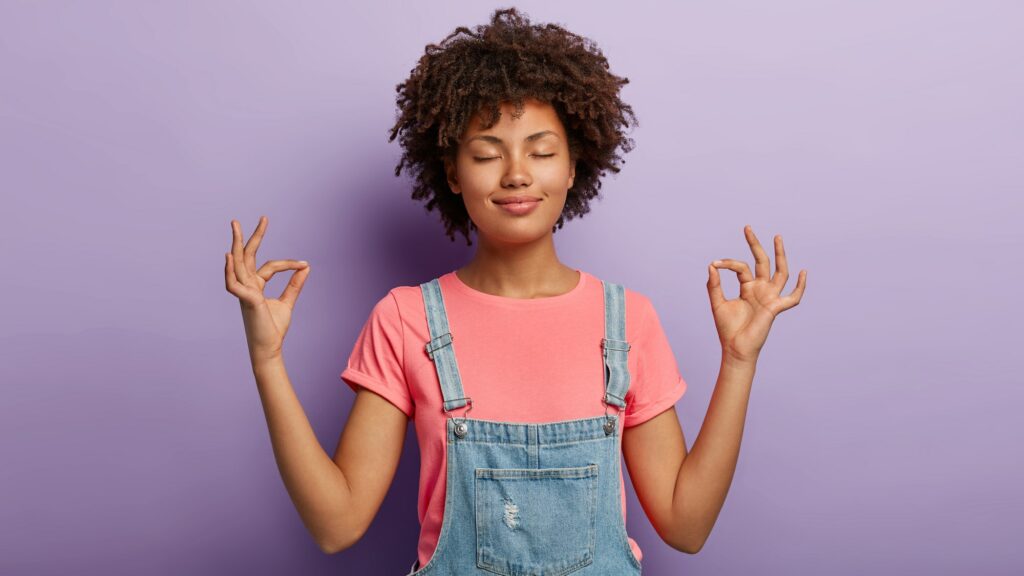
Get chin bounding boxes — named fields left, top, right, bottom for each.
left=478, top=223, right=556, bottom=244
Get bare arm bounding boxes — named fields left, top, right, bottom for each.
left=623, top=356, right=753, bottom=554
left=624, top=226, right=805, bottom=553
left=224, top=216, right=409, bottom=554
left=253, top=356, right=408, bottom=554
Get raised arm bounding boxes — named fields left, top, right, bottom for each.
left=623, top=225, right=806, bottom=553
left=225, top=216, right=408, bottom=554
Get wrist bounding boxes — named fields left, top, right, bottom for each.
left=252, top=353, right=285, bottom=375
left=721, top=350, right=758, bottom=371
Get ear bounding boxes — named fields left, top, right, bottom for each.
left=444, top=156, right=461, bottom=195
left=567, top=159, right=576, bottom=190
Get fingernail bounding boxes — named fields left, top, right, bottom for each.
left=712, top=260, right=722, bottom=265
left=298, top=260, right=308, bottom=266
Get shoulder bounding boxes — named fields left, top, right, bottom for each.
left=591, top=272, right=654, bottom=318
left=585, top=272, right=657, bottom=338
left=625, top=287, right=656, bottom=338
left=623, top=285, right=654, bottom=311
left=360, top=280, right=432, bottom=326
left=385, top=282, right=429, bottom=312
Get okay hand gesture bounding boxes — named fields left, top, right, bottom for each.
left=224, top=216, right=311, bottom=365
left=707, top=225, right=807, bottom=365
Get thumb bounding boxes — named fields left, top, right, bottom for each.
left=707, top=264, right=725, bottom=309
left=278, top=264, right=311, bottom=308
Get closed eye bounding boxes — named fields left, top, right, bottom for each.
left=472, top=153, right=556, bottom=162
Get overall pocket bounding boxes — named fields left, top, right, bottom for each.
left=475, top=463, right=598, bottom=576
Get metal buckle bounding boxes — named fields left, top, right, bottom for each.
left=444, top=397, right=473, bottom=438
left=424, top=332, right=455, bottom=360
left=601, top=396, right=624, bottom=435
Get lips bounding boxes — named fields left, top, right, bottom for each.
left=494, top=196, right=542, bottom=216
left=493, top=196, right=542, bottom=205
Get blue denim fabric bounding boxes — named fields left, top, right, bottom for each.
left=407, top=277, right=642, bottom=575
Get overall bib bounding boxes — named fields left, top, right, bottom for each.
left=406, top=277, right=643, bottom=575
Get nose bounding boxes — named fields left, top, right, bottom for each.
left=500, top=153, right=532, bottom=189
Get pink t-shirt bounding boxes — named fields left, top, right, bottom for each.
left=340, top=269, right=687, bottom=567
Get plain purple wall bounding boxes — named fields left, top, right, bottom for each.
left=2, top=1, right=1021, bottom=574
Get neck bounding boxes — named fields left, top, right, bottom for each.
left=456, top=233, right=578, bottom=299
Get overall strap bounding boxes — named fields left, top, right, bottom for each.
left=601, top=280, right=631, bottom=410
left=420, top=278, right=471, bottom=413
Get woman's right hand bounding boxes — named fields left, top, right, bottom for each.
left=224, top=216, right=311, bottom=365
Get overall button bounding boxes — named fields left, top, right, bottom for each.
left=454, top=422, right=468, bottom=438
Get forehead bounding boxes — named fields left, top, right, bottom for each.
left=463, top=99, right=565, bottom=138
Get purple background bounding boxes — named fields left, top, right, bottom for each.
left=2, top=1, right=1021, bottom=574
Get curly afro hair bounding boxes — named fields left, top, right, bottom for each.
left=387, top=7, right=639, bottom=246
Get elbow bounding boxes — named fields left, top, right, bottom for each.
left=318, top=525, right=366, bottom=555
left=663, top=526, right=707, bottom=555
left=677, top=535, right=706, bottom=555
left=319, top=537, right=344, bottom=555
left=668, top=534, right=706, bottom=555
left=659, top=506, right=711, bottom=554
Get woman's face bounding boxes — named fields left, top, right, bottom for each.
left=445, top=98, right=576, bottom=246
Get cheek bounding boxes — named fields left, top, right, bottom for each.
left=458, top=177, right=494, bottom=202
left=539, top=164, right=574, bottom=192
left=457, top=162, right=496, bottom=189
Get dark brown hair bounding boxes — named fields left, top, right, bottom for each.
left=388, top=7, right=639, bottom=245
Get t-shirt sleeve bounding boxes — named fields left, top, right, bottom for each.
left=339, top=291, right=414, bottom=418
left=623, top=296, right=688, bottom=428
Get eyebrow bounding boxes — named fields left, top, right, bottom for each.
left=466, top=130, right=560, bottom=145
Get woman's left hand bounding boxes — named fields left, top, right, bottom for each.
left=707, top=225, right=807, bottom=365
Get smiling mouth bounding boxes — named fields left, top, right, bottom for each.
left=494, top=198, right=543, bottom=215
left=493, top=197, right=542, bottom=205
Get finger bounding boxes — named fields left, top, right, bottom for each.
left=255, top=259, right=310, bottom=282
left=244, top=216, right=267, bottom=277
left=225, top=252, right=251, bottom=298
left=776, top=269, right=807, bottom=312
left=772, top=235, right=790, bottom=291
left=712, top=258, right=754, bottom=284
left=225, top=252, right=237, bottom=293
left=231, top=220, right=250, bottom=284
left=745, top=225, right=771, bottom=280
left=707, top=263, right=726, bottom=309
left=279, top=264, right=311, bottom=309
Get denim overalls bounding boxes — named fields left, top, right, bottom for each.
left=405, top=276, right=643, bottom=575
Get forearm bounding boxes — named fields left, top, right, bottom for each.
left=252, top=356, right=354, bottom=553
left=670, top=355, right=756, bottom=551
